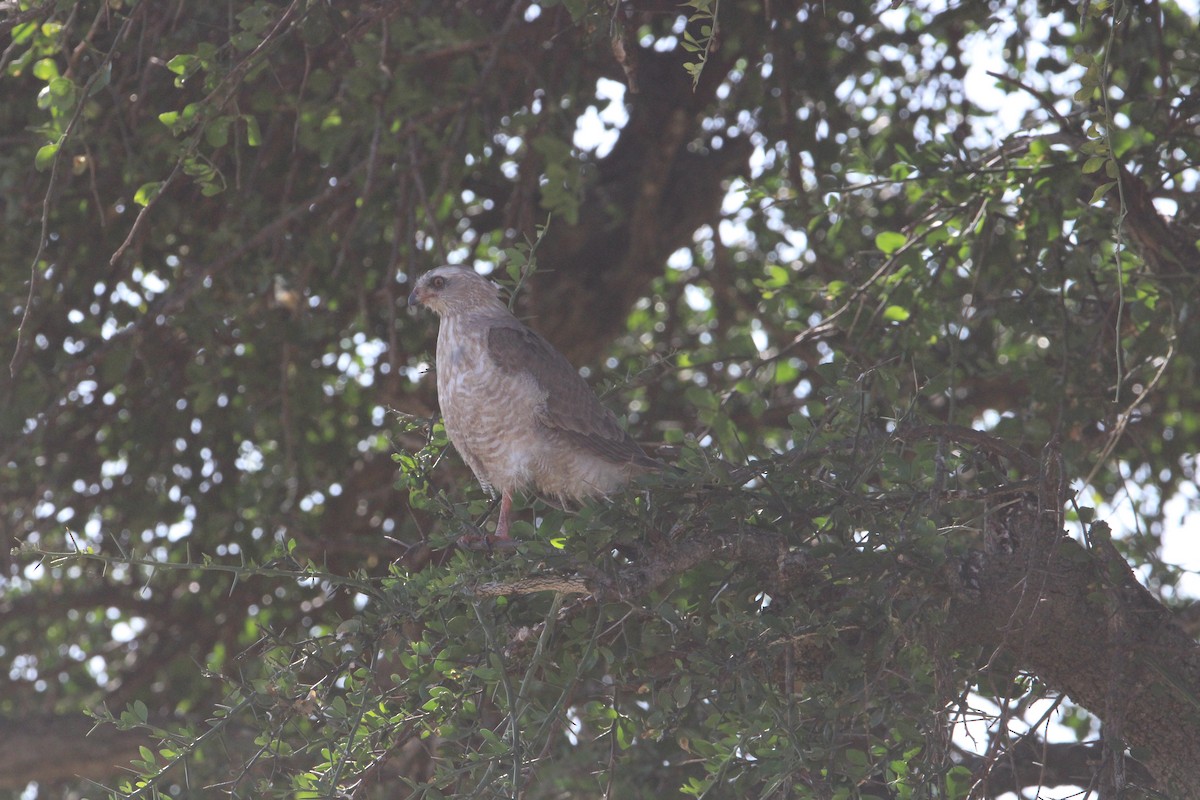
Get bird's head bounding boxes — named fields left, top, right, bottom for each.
left=408, top=266, right=507, bottom=316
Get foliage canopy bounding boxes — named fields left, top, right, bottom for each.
left=2, top=0, right=1200, bottom=798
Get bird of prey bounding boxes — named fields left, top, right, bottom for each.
left=408, top=265, right=658, bottom=541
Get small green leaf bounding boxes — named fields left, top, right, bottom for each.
left=87, top=63, right=111, bottom=96
left=134, top=181, right=164, bottom=207
left=1089, top=181, right=1116, bottom=205
left=320, top=109, right=342, bottom=131
left=762, top=264, right=790, bottom=288
left=883, top=305, right=911, bottom=322
left=48, top=76, right=73, bottom=97
left=204, top=117, right=230, bottom=148
left=1081, top=157, right=1106, bottom=174
left=875, top=230, right=907, bottom=254
left=32, top=58, right=59, bottom=80
left=10, top=21, right=37, bottom=45
left=35, top=140, right=60, bottom=171
left=244, top=115, right=262, bottom=146
left=684, top=386, right=719, bottom=412
left=673, top=678, right=694, bottom=708
left=166, top=54, right=194, bottom=76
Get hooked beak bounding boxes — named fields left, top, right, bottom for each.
left=408, top=286, right=425, bottom=307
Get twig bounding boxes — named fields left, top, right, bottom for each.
left=10, top=6, right=141, bottom=377
left=19, top=543, right=377, bottom=595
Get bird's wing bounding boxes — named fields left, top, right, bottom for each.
left=487, top=322, right=655, bottom=468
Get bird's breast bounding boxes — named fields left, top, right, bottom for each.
left=432, top=315, right=637, bottom=505
left=435, top=317, right=545, bottom=493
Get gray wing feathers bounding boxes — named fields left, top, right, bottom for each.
left=487, top=323, right=656, bottom=468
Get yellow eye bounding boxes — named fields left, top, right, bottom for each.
left=431, top=276, right=446, bottom=290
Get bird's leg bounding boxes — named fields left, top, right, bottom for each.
left=456, top=492, right=516, bottom=551
left=494, top=491, right=514, bottom=540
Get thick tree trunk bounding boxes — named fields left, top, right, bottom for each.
left=947, top=499, right=1200, bottom=797
left=519, top=49, right=752, bottom=367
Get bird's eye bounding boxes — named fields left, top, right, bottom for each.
left=430, top=276, right=446, bottom=290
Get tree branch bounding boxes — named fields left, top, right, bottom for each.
left=952, top=738, right=1153, bottom=798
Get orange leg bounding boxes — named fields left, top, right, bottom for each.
left=494, top=491, right=514, bottom=540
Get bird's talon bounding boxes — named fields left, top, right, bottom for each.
left=455, top=532, right=518, bottom=551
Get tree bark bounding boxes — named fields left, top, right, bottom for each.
left=952, top=739, right=1153, bottom=797
left=520, top=48, right=752, bottom=367
left=947, top=498, right=1200, bottom=798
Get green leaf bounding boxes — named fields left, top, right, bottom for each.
left=244, top=115, right=262, bottom=146
left=32, top=58, right=59, bottom=80
left=1089, top=181, right=1116, bottom=204
left=205, top=117, right=231, bottom=148
left=34, top=140, right=60, bottom=171
left=166, top=54, right=194, bottom=76
left=875, top=230, right=907, bottom=254
left=673, top=677, right=694, bottom=708
left=883, top=305, right=911, bottom=322
left=9, top=21, right=37, bottom=45
left=87, top=62, right=112, bottom=96
left=762, top=264, right=790, bottom=288
left=684, top=386, right=719, bottom=413
left=48, top=76, right=73, bottom=97
left=134, top=182, right=164, bottom=206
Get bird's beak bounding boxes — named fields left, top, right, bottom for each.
left=408, top=287, right=424, bottom=307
